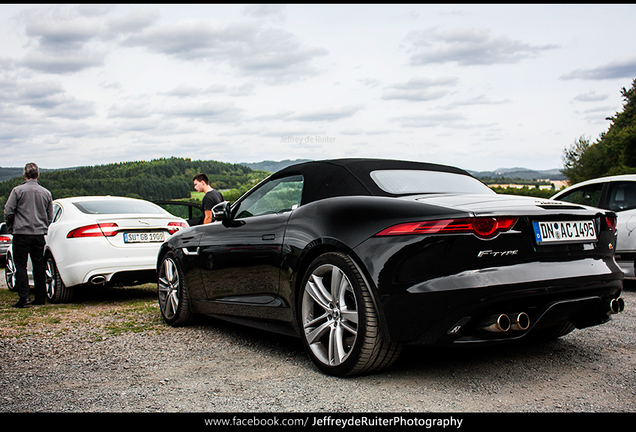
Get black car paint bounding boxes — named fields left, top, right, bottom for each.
left=157, top=159, right=623, bottom=347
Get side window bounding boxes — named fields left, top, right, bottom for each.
left=234, top=175, right=304, bottom=219
left=607, top=182, right=636, bottom=212
left=52, top=203, right=63, bottom=223
left=556, top=183, right=604, bottom=208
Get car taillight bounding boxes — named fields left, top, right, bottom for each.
left=605, top=216, right=617, bottom=233
left=167, top=222, right=188, bottom=234
left=0, top=236, right=11, bottom=242
left=67, top=223, right=119, bottom=238
left=375, top=217, right=518, bottom=239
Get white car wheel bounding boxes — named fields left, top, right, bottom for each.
left=5, top=252, right=17, bottom=292
left=45, top=255, right=73, bottom=303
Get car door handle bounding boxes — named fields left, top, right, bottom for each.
left=262, top=234, right=275, bottom=241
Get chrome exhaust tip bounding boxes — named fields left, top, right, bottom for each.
left=89, top=275, right=106, bottom=285
left=609, top=297, right=625, bottom=314
left=509, top=312, right=530, bottom=331
left=481, top=314, right=511, bottom=333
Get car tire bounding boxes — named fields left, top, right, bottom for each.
left=298, top=252, right=402, bottom=377
left=45, top=255, right=73, bottom=303
left=158, top=252, right=194, bottom=326
left=5, top=252, right=17, bottom=292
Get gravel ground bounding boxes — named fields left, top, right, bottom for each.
left=1, top=268, right=635, bottom=417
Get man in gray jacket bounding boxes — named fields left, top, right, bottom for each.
left=4, top=163, right=54, bottom=307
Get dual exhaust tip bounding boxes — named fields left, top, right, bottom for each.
left=481, top=312, right=530, bottom=333
left=482, top=297, right=625, bottom=333
left=609, top=297, right=625, bottom=315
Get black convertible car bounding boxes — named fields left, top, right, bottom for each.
left=157, top=159, right=625, bottom=376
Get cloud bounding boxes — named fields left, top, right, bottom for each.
left=241, top=4, right=286, bottom=22
left=108, top=102, right=155, bottom=119
left=382, top=89, right=449, bottom=102
left=46, top=99, right=96, bottom=119
left=105, top=9, right=160, bottom=36
left=1, top=4, right=633, bottom=171
left=358, top=78, right=381, bottom=88
left=452, top=95, right=512, bottom=106
left=391, top=112, right=467, bottom=128
left=572, top=90, right=608, bottom=102
left=289, top=106, right=363, bottom=122
left=253, top=107, right=362, bottom=123
left=0, top=78, right=95, bottom=119
left=159, top=84, right=227, bottom=98
left=163, top=101, right=244, bottom=123
left=20, top=6, right=105, bottom=48
left=17, top=5, right=109, bottom=73
left=20, top=50, right=105, bottom=74
left=108, top=98, right=244, bottom=123
left=561, top=56, right=636, bottom=80
left=575, top=106, right=616, bottom=125
left=0, top=104, right=52, bottom=143
left=114, top=118, right=195, bottom=135
left=406, top=27, right=558, bottom=66
left=382, top=77, right=458, bottom=102
left=121, top=21, right=327, bottom=83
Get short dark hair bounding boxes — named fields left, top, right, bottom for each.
left=24, top=162, right=39, bottom=179
left=193, top=173, right=209, bottom=184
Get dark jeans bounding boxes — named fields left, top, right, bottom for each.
left=12, top=234, right=47, bottom=302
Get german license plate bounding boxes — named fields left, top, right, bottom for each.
left=123, top=232, right=165, bottom=243
left=532, top=220, right=596, bottom=244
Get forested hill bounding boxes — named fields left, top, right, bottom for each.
left=0, top=158, right=267, bottom=206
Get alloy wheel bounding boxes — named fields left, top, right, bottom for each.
left=301, top=263, right=359, bottom=367
left=5, top=253, right=16, bottom=291
left=158, top=256, right=180, bottom=321
left=45, top=257, right=57, bottom=300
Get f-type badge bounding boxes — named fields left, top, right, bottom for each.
left=478, top=250, right=519, bottom=258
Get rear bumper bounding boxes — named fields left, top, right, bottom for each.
left=59, top=256, right=158, bottom=286
left=367, top=255, right=623, bottom=345
left=399, top=284, right=621, bottom=346
left=355, top=228, right=623, bottom=346
left=53, top=240, right=161, bottom=287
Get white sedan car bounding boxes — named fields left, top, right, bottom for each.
left=552, top=174, right=636, bottom=279
left=4, top=196, right=188, bottom=302
left=0, top=222, right=11, bottom=262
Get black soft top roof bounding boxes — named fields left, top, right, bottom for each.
left=271, top=158, right=472, bottom=205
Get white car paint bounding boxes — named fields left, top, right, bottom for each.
left=5, top=196, right=187, bottom=299
left=552, top=174, right=636, bottom=278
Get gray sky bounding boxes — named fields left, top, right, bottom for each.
left=1, top=4, right=635, bottom=171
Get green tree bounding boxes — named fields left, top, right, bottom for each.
left=562, top=135, right=593, bottom=184
left=0, top=158, right=270, bottom=221
left=562, top=79, right=636, bottom=184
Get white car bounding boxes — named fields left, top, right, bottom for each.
left=0, top=222, right=11, bottom=262
left=552, top=174, right=636, bottom=278
left=4, top=196, right=188, bottom=302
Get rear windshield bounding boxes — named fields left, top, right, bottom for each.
left=73, top=200, right=166, bottom=215
left=370, top=170, right=494, bottom=195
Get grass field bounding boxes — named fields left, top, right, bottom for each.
left=0, top=280, right=165, bottom=340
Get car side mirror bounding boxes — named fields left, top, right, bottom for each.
left=212, top=201, right=231, bottom=222
left=213, top=201, right=245, bottom=227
